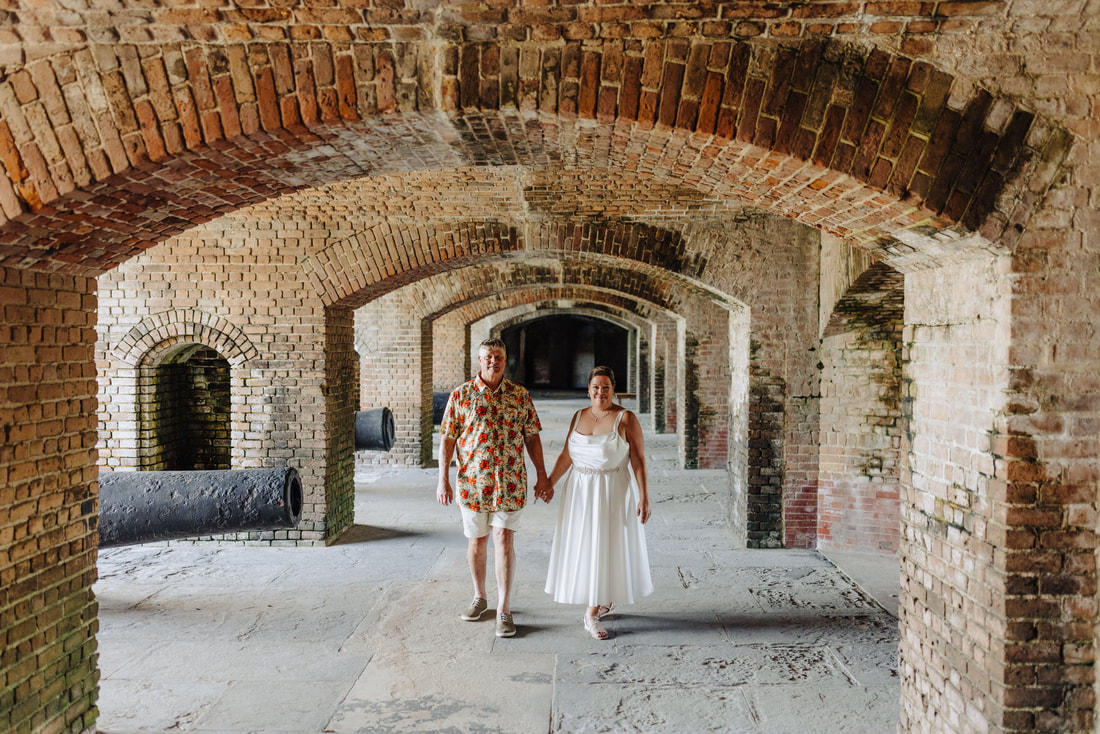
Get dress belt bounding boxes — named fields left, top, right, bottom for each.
left=572, top=464, right=623, bottom=476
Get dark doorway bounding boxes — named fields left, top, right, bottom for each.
left=501, top=316, right=629, bottom=391
left=143, top=345, right=232, bottom=470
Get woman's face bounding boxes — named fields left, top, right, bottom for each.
left=588, top=375, right=614, bottom=410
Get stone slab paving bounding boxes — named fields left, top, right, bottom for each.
left=95, top=398, right=900, bottom=733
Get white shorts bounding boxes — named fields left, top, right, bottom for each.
left=459, top=505, right=524, bottom=539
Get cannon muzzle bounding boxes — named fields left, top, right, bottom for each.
left=355, top=408, right=395, bottom=451
left=98, top=467, right=303, bottom=548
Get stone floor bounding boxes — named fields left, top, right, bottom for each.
left=94, top=398, right=901, bottom=733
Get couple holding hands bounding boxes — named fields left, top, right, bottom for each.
left=436, top=338, right=653, bottom=641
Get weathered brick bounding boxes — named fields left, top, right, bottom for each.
left=578, top=50, right=600, bottom=119
left=736, top=77, right=765, bottom=143
left=657, top=61, right=685, bottom=128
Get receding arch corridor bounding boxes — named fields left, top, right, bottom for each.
left=94, top=397, right=898, bottom=733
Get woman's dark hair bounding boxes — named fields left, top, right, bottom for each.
left=587, top=365, right=616, bottom=390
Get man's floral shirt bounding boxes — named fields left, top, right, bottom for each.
left=441, top=375, right=541, bottom=513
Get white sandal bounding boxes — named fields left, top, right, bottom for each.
left=583, top=614, right=609, bottom=640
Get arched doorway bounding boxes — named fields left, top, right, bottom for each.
left=141, top=345, right=232, bottom=471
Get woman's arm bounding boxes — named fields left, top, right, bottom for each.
left=623, top=411, right=651, bottom=523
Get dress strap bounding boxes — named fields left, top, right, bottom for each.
left=567, top=409, right=582, bottom=438
left=612, top=409, right=627, bottom=432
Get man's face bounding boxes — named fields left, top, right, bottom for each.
left=478, top=347, right=506, bottom=383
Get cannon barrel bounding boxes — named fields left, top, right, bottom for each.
left=355, top=407, right=395, bottom=451
left=433, top=392, right=450, bottom=425
left=98, top=467, right=303, bottom=548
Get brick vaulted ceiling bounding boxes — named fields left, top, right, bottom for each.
left=0, top=5, right=1076, bottom=277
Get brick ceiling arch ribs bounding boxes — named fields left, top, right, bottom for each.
left=484, top=302, right=648, bottom=337
left=456, top=289, right=673, bottom=335
left=327, top=241, right=745, bottom=320
left=0, top=33, right=1071, bottom=274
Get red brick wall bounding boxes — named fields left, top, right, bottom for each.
left=0, top=268, right=99, bottom=734
left=983, top=163, right=1099, bottom=731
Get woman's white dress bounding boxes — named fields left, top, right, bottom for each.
left=545, top=410, right=653, bottom=606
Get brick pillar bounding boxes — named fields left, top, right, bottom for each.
left=1, top=268, right=99, bottom=734
left=355, top=293, right=427, bottom=467
left=748, top=368, right=786, bottom=548
left=670, top=318, right=683, bottom=439
left=651, top=317, right=678, bottom=434
left=625, top=327, right=636, bottom=396
left=897, top=254, right=1016, bottom=734
left=727, top=307, right=751, bottom=548
left=680, top=298, right=731, bottom=470
left=462, top=324, right=473, bottom=382
left=433, top=310, right=467, bottom=391
left=637, top=329, right=651, bottom=415
left=324, top=307, right=356, bottom=541
left=419, top=318, right=434, bottom=466
left=649, top=322, right=664, bottom=432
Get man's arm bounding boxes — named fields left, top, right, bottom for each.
left=524, top=433, right=553, bottom=503
left=437, top=436, right=456, bottom=506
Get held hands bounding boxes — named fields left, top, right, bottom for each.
left=533, top=475, right=554, bottom=503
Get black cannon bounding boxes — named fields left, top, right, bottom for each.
left=433, top=392, right=451, bottom=425
left=98, top=467, right=303, bottom=548
left=355, top=407, right=395, bottom=451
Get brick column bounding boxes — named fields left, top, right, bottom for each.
left=324, top=307, right=356, bottom=541
left=0, top=268, right=99, bottom=734
left=727, top=307, right=751, bottom=548
left=637, top=329, right=651, bottom=415
left=679, top=297, right=731, bottom=470
left=895, top=249, right=1098, bottom=734
left=355, top=292, right=429, bottom=467
left=651, top=317, right=678, bottom=435
left=625, top=327, right=637, bottom=395
left=432, top=310, right=467, bottom=391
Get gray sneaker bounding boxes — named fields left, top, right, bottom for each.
left=496, top=612, right=516, bottom=638
left=461, top=598, right=488, bottom=621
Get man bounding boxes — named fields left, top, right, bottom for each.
left=437, top=338, right=553, bottom=638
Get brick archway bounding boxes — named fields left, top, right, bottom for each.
left=0, top=37, right=1070, bottom=275
left=111, top=309, right=259, bottom=367
left=99, top=309, right=260, bottom=473
left=1, top=16, right=1095, bottom=734
left=352, top=264, right=694, bottom=467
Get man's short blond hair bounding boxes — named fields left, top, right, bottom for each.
left=479, top=338, right=506, bottom=355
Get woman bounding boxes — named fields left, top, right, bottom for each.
left=544, top=366, right=653, bottom=640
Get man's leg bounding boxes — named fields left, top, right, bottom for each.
left=469, top=535, right=489, bottom=601
left=493, top=526, right=516, bottom=615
